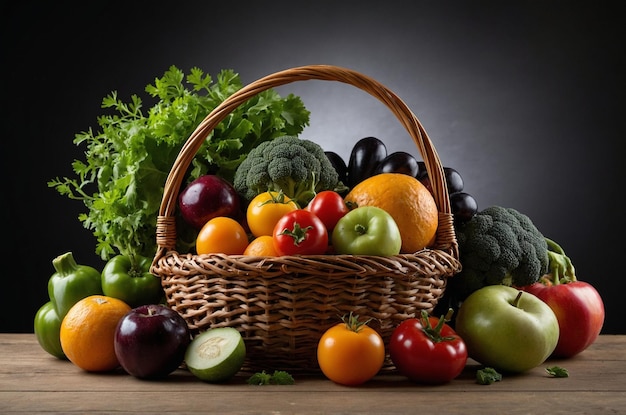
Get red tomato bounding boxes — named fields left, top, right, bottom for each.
left=519, top=238, right=605, bottom=358
left=389, top=310, right=467, bottom=384
left=306, top=190, right=349, bottom=233
left=317, top=313, right=385, bottom=386
left=272, top=209, right=328, bottom=255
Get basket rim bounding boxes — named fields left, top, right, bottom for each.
left=150, top=64, right=459, bottom=270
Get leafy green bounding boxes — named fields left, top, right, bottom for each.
left=247, top=370, right=295, bottom=385
left=546, top=366, right=569, bottom=378
left=48, top=66, right=310, bottom=263
left=476, top=367, right=503, bottom=385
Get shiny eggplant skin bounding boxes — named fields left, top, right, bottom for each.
left=325, top=151, right=348, bottom=185
left=347, top=137, right=387, bottom=187
left=374, top=151, right=420, bottom=177
left=450, top=191, right=477, bottom=223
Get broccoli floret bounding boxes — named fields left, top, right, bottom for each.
left=449, top=205, right=549, bottom=301
left=233, top=135, right=339, bottom=206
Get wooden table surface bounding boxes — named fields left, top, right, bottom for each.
left=1, top=333, right=624, bottom=414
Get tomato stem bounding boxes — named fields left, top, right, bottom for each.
left=420, top=310, right=456, bottom=343
left=260, top=190, right=297, bottom=207
left=341, top=312, right=372, bottom=333
left=279, top=222, right=313, bottom=246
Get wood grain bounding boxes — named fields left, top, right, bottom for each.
left=1, top=334, right=625, bottom=414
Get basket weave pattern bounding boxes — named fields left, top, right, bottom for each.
left=151, top=65, right=461, bottom=373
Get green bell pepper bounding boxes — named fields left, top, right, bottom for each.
left=48, top=252, right=103, bottom=319
left=101, top=254, right=163, bottom=308
left=33, top=301, right=66, bottom=360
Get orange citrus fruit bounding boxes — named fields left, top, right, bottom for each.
left=60, top=295, right=131, bottom=372
left=243, top=235, right=279, bottom=256
left=344, top=173, right=438, bottom=253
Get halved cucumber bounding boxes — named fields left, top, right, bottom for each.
left=185, top=327, right=246, bottom=382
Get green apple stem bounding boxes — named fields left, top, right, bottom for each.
left=512, top=290, right=524, bottom=308
left=354, top=223, right=367, bottom=235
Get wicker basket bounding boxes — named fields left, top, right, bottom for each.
left=150, top=64, right=461, bottom=373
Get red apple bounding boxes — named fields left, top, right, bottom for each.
left=114, top=304, right=191, bottom=379
left=519, top=238, right=605, bottom=358
left=178, top=175, right=241, bottom=229
left=521, top=280, right=604, bottom=358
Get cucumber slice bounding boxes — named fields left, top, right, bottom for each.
left=185, top=327, right=246, bottom=382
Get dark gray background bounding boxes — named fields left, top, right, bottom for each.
left=3, top=1, right=624, bottom=333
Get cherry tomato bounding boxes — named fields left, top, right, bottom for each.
left=196, top=216, right=249, bottom=255
left=306, top=190, right=349, bottom=233
left=389, top=310, right=467, bottom=384
left=243, top=235, right=279, bottom=256
left=247, top=191, right=299, bottom=238
left=273, top=209, right=328, bottom=255
left=317, top=313, right=385, bottom=386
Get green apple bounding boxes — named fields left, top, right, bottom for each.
left=331, top=206, right=402, bottom=256
left=455, top=285, right=559, bottom=373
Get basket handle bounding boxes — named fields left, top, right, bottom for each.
left=152, top=64, right=454, bottom=263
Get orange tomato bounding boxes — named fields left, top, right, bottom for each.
left=243, top=235, right=278, bottom=256
left=246, top=191, right=298, bottom=237
left=317, top=313, right=385, bottom=386
left=196, top=217, right=249, bottom=255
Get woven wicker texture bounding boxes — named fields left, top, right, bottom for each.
left=151, top=65, right=462, bottom=373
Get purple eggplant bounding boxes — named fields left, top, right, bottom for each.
left=374, top=151, right=420, bottom=177
left=325, top=151, right=348, bottom=185
left=347, top=137, right=387, bottom=187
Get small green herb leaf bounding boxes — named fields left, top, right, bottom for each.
left=270, top=370, right=295, bottom=385
left=546, top=366, right=569, bottom=378
left=476, top=367, right=503, bottom=385
left=247, top=371, right=273, bottom=385
left=247, top=370, right=295, bottom=385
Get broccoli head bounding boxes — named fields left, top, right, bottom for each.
left=233, top=135, right=340, bottom=206
left=449, top=205, right=549, bottom=301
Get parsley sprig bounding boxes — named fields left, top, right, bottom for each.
left=49, top=66, right=310, bottom=263
left=247, top=370, right=295, bottom=385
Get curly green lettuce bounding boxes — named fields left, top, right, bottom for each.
left=48, top=66, right=310, bottom=262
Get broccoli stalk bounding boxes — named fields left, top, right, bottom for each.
left=233, top=136, right=340, bottom=207
left=540, top=238, right=577, bottom=286
left=271, top=171, right=319, bottom=207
